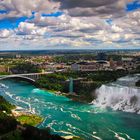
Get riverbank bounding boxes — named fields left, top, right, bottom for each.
left=35, top=71, right=130, bottom=103
left=41, top=88, right=93, bottom=103
left=0, top=94, right=84, bottom=140
left=11, top=107, right=43, bottom=126
left=0, top=95, right=65, bottom=140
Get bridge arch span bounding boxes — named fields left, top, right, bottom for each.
left=0, top=75, right=36, bottom=84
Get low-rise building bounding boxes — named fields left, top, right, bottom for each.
left=71, top=62, right=97, bottom=71
left=71, top=61, right=110, bottom=71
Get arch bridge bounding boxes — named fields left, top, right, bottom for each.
left=0, top=72, right=53, bottom=83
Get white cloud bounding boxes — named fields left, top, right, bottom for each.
left=111, top=25, right=123, bottom=32
left=0, top=0, right=60, bottom=19
left=0, top=0, right=140, bottom=50
left=16, top=22, right=47, bottom=36
left=0, top=29, right=12, bottom=38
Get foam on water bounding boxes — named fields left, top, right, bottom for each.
left=32, top=88, right=41, bottom=93
left=109, top=129, right=134, bottom=140
left=0, top=83, right=9, bottom=89
left=93, top=75, right=140, bottom=114
left=60, top=107, right=82, bottom=120
left=71, top=114, right=81, bottom=120
left=2, top=89, right=34, bottom=113
left=5, top=91, right=14, bottom=98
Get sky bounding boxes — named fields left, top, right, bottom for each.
left=0, top=0, right=140, bottom=50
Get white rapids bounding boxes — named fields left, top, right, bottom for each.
left=92, top=74, right=140, bottom=114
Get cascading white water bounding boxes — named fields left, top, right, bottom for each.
left=93, top=75, right=140, bottom=114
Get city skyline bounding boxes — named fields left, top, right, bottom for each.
left=0, top=0, right=140, bottom=50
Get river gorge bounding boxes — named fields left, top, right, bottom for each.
left=0, top=75, right=140, bottom=140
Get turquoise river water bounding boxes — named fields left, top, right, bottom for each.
left=0, top=75, right=140, bottom=140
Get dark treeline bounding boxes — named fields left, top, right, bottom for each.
left=54, top=53, right=126, bottom=63
left=11, top=62, right=41, bottom=74
left=54, top=54, right=97, bottom=63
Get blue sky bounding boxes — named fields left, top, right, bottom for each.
left=0, top=11, right=63, bottom=29
left=127, top=0, right=140, bottom=11
left=0, top=0, right=140, bottom=50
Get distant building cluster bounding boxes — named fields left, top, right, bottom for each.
left=31, top=54, right=140, bottom=72
left=0, top=52, right=140, bottom=74
left=71, top=53, right=140, bottom=72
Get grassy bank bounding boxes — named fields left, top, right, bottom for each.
left=16, top=114, right=43, bottom=126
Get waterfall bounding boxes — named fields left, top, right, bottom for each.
left=92, top=75, right=140, bottom=114
left=69, top=77, right=74, bottom=94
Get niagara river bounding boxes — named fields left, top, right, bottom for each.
left=0, top=75, right=140, bottom=140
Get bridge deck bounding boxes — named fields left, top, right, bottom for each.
left=0, top=72, right=54, bottom=82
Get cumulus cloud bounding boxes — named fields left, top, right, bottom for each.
left=0, top=29, right=12, bottom=38
left=56, top=0, right=133, bottom=17
left=0, top=0, right=134, bottom=19
left=0, top=0, right=140, bottom=50
left=16, top=22, right=47, bottom=36
left=0, top=0, right=60, bottom=19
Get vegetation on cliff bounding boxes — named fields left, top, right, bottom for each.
left=0, top=96, right=15, bottom=113
left=36, top=73, right=67, bottom=92
left=36, top=70, right=129, bottom=102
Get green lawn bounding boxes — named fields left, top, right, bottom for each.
left=16, top=114, right=43, bottom=126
